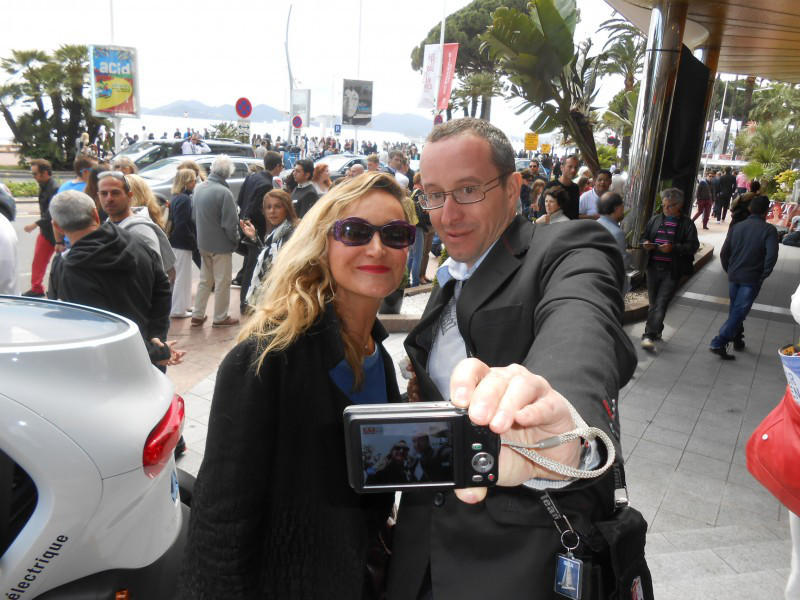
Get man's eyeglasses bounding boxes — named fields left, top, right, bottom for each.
left=331, top=217, right=416, bottom=249
left=419, top=173, right=511, bottom=210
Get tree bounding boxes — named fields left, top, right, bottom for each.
left=750, top=82, right=800, bottom=127
left=0, top=45, right=109, bottom=168
left=209, top=122, right=241, bottom=140
left=480, top=0, right=604, bottom=174
left=410, top=0, right=529, bottom=120
left=453, top=72, right=504, bottom=119
left=603, top=87, right=638, bottom=167
left=735, top=119, right=800, bottom=192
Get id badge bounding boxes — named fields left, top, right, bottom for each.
left=554, top=552, right=582, bottom=599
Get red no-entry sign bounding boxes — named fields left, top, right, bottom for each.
left=292, top=115, right=303, bottom=129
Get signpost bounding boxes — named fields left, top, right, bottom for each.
left=237, top=118, right=251, bottom=141
left=524, top=132, right=539, bottom=151
left=334, top=124, right=342, bottom=136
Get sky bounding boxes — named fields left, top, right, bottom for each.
left=0, top=0, right=622, bottom=142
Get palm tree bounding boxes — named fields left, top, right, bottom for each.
left=750, top=82, right=800, bottom=127
left=453, top=72, right=503, bottom=119
left=735, top=119, right=800, bottom=187
left=1, top=49, right=51, bottom=125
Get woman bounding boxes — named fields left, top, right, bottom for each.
left=178, top=159, right=208, bottom=182
left=530, top=178, right=546, bottom=220
left=365, top=440, right=412, bottom=485
left=177, top=172, right=415, bottom=599
left=168, top=169, right=198, bottom=318
left=535, top=185, right=571, bottom=225
left=126, top=174, right=167, bottom=231
left=111, top=156, right=138, bottom=175
left=240, top=189, right=299, bottom=309
left=311, top=163, right=332, bottom=195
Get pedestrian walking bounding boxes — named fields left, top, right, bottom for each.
left=21, top=159, right=60, bottom=297
left=640, top=188, right=700, bottom=350
left=692, top=171, right=715, bottom=229
left=709, top=195, right=779, bottom=359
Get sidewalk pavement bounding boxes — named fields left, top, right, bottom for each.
left=173, top=219, right=800, bottom=599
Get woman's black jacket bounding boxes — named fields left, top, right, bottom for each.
left=177, top=304, right=399, bottom=599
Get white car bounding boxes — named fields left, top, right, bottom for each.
left=0, top=296, right=190, bottom=599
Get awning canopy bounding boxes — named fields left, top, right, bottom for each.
left=605, top=0, right=800, bottom=83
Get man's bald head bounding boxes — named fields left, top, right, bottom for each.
left=351, top=164, right=365, bottom=176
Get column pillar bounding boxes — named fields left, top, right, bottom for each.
left=623, top=0, right=689, bottom=271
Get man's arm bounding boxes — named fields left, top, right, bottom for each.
left=761, top=226, right=780, bottom=284
left=221, top=190, right=241, bottom=245
left=720, top=227, right=734, bottom=272
left=198, top=142, right=211, bottom=154
left=146, top=260, right=172, bottom=343
left=673, top=218, right=699, bottom=256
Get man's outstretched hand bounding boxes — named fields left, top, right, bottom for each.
left=449, top=358, right=581, bottom=504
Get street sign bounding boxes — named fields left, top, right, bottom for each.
left=235, top=97, right=252, bottom=119
left=237, top=118, right=250, bottom=138
left=433, top=114, right=444, bottom=126
left=334, top=124, right=342, bottom=135
left=292, top=115, right=303, bottom=129
left=524, top=132, right=539, bottom=151
left=541, top=143, right=552, bottom=154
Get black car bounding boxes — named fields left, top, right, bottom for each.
left=0, top=183, right=15, bottom=221
left=115, top=139, right=255, bottom=171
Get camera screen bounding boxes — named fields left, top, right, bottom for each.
left=360, top=420, right=453, bottom=487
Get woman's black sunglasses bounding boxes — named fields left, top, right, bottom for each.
left=332, top=217, right=416, bottom=249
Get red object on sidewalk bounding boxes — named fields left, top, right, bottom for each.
left=30, top=232, right=55, bottom=294
left=746, top=385, right=800, bottom=515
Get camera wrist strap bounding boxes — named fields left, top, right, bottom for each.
left=500, top=398, right=616, bottom=480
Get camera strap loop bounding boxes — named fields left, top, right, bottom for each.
left=500, top=398, right=616, bottom=480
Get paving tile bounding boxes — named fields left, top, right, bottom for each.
left=644, top=532, right=677, bottom=555
left=659, top=486, right=720, bottom=525
left=624, top=454, right=678, bottom=487
left=175, top=447, right=204, bottom=478
left=678, top=452, right=730, bottom=481
left=619, top=416, right=648, bottom=438
left=642, top=423, right=690, bottom=450
left=649, top=411, right=697, bottom=435
left=720, top=481, right=780, bottom=519
left=181, top=418, right=208, bottom=446
left=714, top=505, right=789, bottom=541
left=631, top=439, right=684, bottom=467
left=650, top=508, right=714, bottom=534
left=663, top=525, right=777, bottom=553
left=647, top=548, right=735, bottom=582
left=696, top=406, right=744, bottom=433
left=627, top=475, right=669, bottom=509
left=182, top=392, right=212, bottom=425
left=713, top=539, right=792, bottom=574
left=667, top=468, right=726, bottom=502
left=188, top=376, right=216, bottom=398
left=618, top=403, right=655, bottom=425
left=726, top=463, right=769, bottom=493
left=685, top=435, right=736, bottom=462
left=652, top=569, right=788, bottom=600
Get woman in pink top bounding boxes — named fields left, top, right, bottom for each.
left=735, top=171, right=749, bottom=195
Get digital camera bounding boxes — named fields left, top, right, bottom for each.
left=343, top=402, right=500, bottom=493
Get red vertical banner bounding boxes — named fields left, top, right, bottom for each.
left=437, top=43, right=459, bottom=111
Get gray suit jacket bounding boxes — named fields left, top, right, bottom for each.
left=389, top=216, right=637, bottom=599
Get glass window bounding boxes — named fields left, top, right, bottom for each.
left=0, top=449, right=37, bottom=558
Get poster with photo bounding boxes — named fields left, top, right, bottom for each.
left=342, top=79, right=373, bottom=127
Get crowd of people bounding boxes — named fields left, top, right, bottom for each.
left=3, top=112, right=800, bottom=598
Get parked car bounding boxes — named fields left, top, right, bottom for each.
left=0, top=182, right=15, bottom=221
left=0, top=296, right=191, bottom=599
left=115, top=139, right=255, bottom=171
left=279, top=154, right=386, bottom=183
left=139, top=155, right=266, bottom=206
left=515, top=158, right=533, bottom=171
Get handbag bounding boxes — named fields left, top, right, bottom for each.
left=542, top=464, right=654, bottom=599
left=746, top=385, right=800, bottom=515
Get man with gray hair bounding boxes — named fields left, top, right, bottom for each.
left=191, top=155, right=240, bottom=327
left=639, top=188, right=699, bottom=350
left=47, top=190, right=180, bottom=367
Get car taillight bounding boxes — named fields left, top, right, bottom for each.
left=142, top=394, right=185, bottom=479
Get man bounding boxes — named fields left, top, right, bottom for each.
left=597, top=191, right=631, bottom=292
left=0, top=211, right=19, bottom=295
left=389, top=118, right=638, bottom=599
left=97, top=171, right=176, bottom=281
left=528, top=158, right=547, bottom=183
left=47, top=190, right=180, bottom=367
left=236, top=150, right=282, bottom=311
left=639, top=189, right=700, bottom=350
left=782, top=215, right=800, bottom=247
left=410, top=430, right=452, bottom=483
left=350, top=163, right=365, bottom=177
left=255, top=139, right=268, bottom=159
left=710, top=195, right=779, bottom=359
left=578, top=168, right=612, bottom=220
left=540, top=153, right=553, bottom=179
left=692, top=170, right=715, bottom=230
left=59, top=156, right=96, bottom=194
left=181, top=133, right=211, bottom=155
left=399, top=156, right=415, bottom=192
left=715, top=166, right=737, bottom=223
left=366, top=154, right=380, bottom=172
left=541, top=154, right=579, bottom=219
left=21, top=159, right=60, bottom=297
left=191, top=155, right=240, bottom=328
left=291, top=158, right=319, bottom=218
left=385, top=150, right=410, bottom=190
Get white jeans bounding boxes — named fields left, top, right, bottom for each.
left=171, top=249, right=195, bottom=315
left=789, top=511, right=800, bottom=600
left=192, top=251, right=232, bottom=323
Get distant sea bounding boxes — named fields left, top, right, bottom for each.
left=0, top=114, right=418, bottom=147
